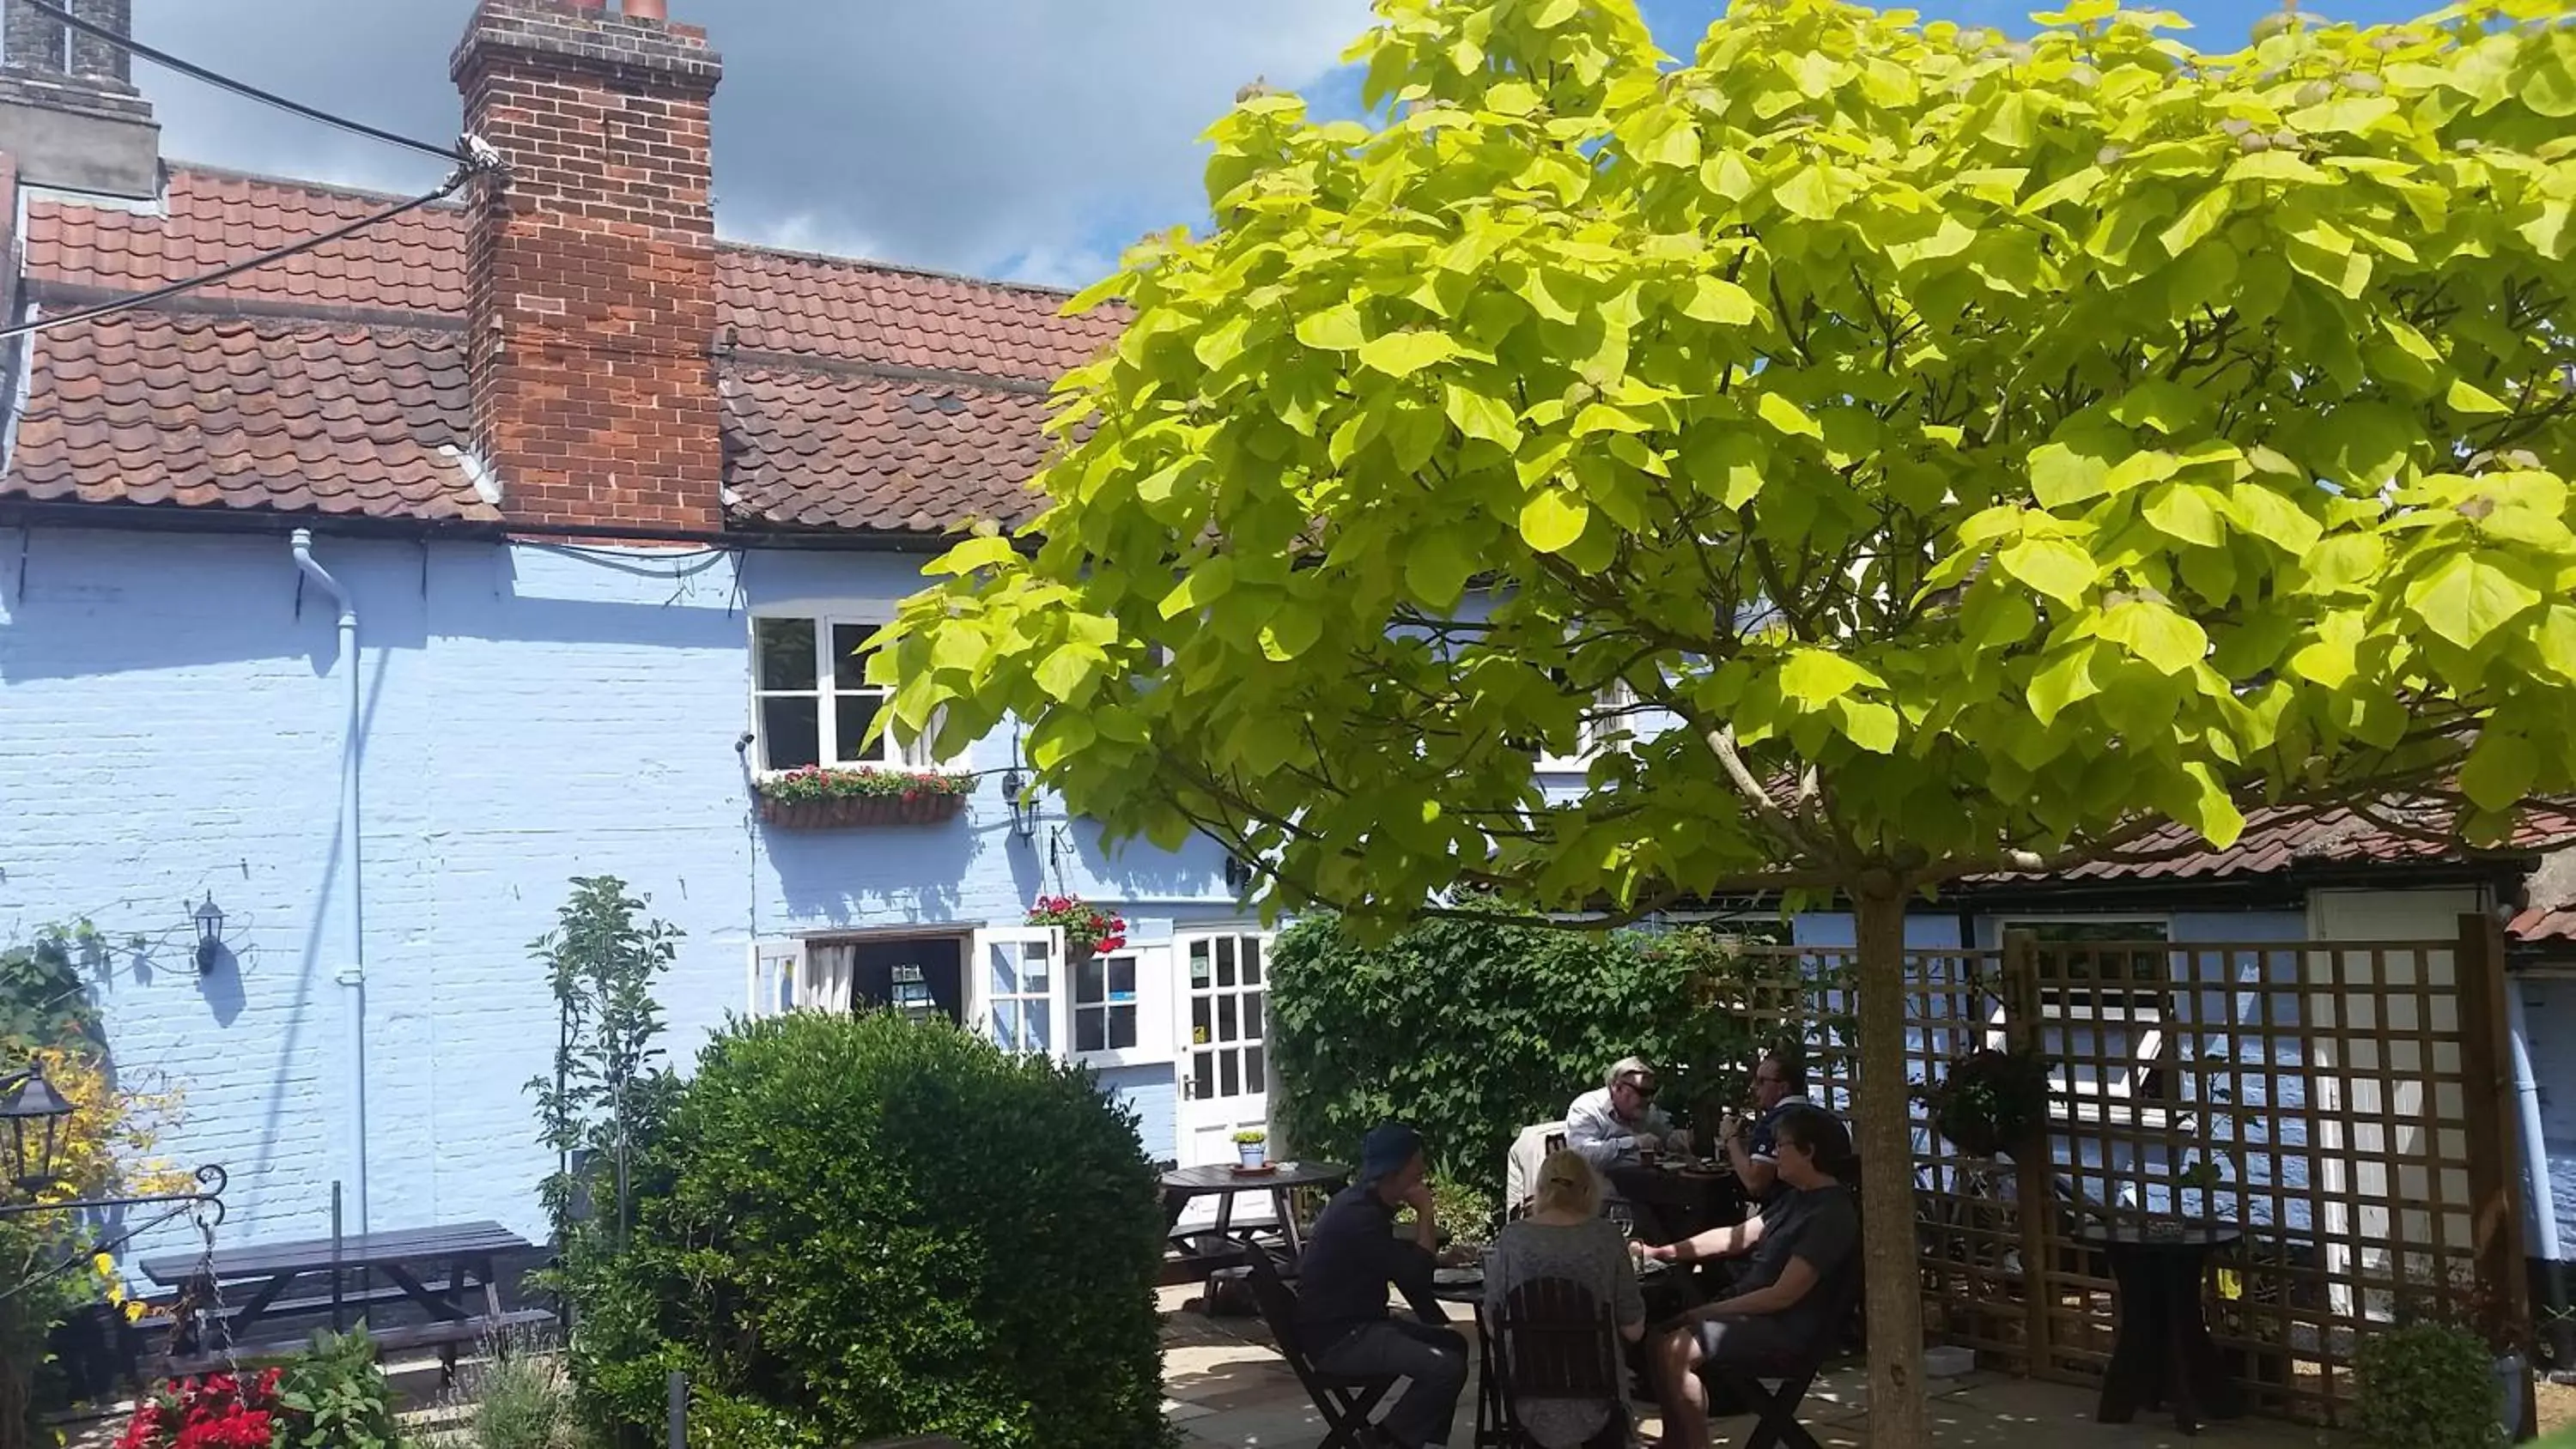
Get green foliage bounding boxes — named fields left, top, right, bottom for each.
left=1396, top=1177, right=1503, bottom=1250
left=0, top=927, right=99, bottom=1057
left=568, top=1011, right=1170, bottom=1449
left=1911, top=1047, right=2054, bottom=1155
left=2353, top=1322, right=2505, bottom=1449
left=1270, top=909, right=1782, bottom=1201
left=442, top=1331, right=578, bottom=1449
left=871, top=3, right=2576, bottom=1443
left=275, top=1326, right=402, bottom=1449
left=871, top=0, right=2576, bottom=937
left=529, top=877, right=678, bottom=1253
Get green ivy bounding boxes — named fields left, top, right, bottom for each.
left=1269, top=909, right=1813, bottom=1202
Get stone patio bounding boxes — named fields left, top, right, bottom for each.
left=1157, top=1286, right=2344, bottom=1449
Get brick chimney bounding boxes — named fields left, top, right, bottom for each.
left=0, top=0, right=158, bottom=198
left=451, top=0, right=726, bottom=534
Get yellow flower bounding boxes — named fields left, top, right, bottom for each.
left=120, top=1300, right=149, bottom=1324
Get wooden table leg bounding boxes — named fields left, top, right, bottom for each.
left=1272, top=1186, right=1307, bottom=1267
left=2095, top=1247, right=2166, bottom=1425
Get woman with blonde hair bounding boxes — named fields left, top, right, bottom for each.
left=1484, top=1148, right=1648, bottom=1448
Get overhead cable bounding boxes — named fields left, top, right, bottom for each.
left=24, top=0, right=470, bottom=166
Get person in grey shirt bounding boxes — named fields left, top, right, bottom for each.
left=1642, top=1106, right=1860, bottom=1449
left=1485, top=1148, right=1648, bottom=1448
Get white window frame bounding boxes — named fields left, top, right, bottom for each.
left=1533, top=677, right=1639, bottom=773
left=749, top=612, right=951, bottom=774
left=972, top=925, right=1066, bottom=1058
left=1072, top=946, right=1157, bottom=1069
left=1992, top=914, right=2177, bottom=1110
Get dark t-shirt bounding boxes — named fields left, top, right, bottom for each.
left=1296, top=1184, right=1447, bottom=1350
left=1735, top=1184, right=1858, bottom=1342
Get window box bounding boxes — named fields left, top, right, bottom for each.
left=755, top=767, right=970, bottom=829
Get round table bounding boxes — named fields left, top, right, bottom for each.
left=1159, top=1161, right=1349, bottom=1288
left=1607, top=1160, right=1747, bottom=1245
left=2075, top=1222, right=2245, bottom=1434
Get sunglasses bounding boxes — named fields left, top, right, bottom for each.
left=1620, top=1078, right=1659, bottom=1099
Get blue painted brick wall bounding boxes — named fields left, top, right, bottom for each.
left=0, top=529, right=1242, bottom=1254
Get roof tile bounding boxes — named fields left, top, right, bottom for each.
left=721, top=366, right=1057, bottom=533
left=3, top=312, right=495, bottom=524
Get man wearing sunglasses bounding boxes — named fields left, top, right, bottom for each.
left=1565, top=1057, right=1686, bottom=1240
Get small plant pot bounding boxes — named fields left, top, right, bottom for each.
left=1236, top=1142, right=1268, bottom=1170
left=757, top=791, right=965, bottom=829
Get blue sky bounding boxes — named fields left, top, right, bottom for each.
left=137, top=0, right=2440, bottom=291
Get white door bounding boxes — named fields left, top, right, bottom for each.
left=1175, top=931, right=1273, bottom=1168
left=970, top=926, right=1066, bottom=1057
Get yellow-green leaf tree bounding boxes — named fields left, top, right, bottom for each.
left=872, top=1, right=2576, bottom=1440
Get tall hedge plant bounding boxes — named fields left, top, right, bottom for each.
left=570, top=1011, right=1168, bottom=1449
left=1269, top=911, right=1802, bottom=1200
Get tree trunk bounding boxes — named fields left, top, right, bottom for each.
left=1854, top=887, right=1931, bottom=1449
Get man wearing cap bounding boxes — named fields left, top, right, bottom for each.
left=1297, top=1124, right=1467, bottom=1449
left=1565, top=1056, right=1686, bottom=1240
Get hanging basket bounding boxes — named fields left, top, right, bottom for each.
left=757, top=792, right=966, bottom=829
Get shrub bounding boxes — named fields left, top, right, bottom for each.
left=1269, top=908, right=1799, bottom=1200
left=441, top=1330, right=574, bottom=1449
left=2353, top=1322, right=2504, bottom=1449
left=570, top=1011, right=1169, bottom=1449
left=272, top=1327, right=399, bottom=1449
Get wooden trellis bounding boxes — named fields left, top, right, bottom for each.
left=1718, top=914, right=2529, bottom=1427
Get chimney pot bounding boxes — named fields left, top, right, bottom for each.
left=624, top=0, right=666, bottom=17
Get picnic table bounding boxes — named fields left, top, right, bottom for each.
left=1160, top=1161, right=1349, bottom=1292
left=139, top=1220, right=551, bottom=1379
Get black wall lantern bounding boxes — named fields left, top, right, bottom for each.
left=0, top=1058, right=228, bottom=1221
left=193, top=894, right=225, bottom=973
left=0, top=1062, right=71, bottom=1195
left=1000, top=767, right=1036, bottom=844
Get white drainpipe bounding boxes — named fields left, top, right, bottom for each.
left=290, top=530, right=368, bottom=1234
left=2508, top=986, right=2565, bottom=1299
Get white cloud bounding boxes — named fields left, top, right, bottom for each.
left=128, top=0, right=1373, bottom=288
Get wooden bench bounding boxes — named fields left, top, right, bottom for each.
left=146, top=1307, right=557, bottom=1384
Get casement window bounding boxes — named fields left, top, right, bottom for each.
left=1074, top=949, right=1143, bottom=1057
left=1996, top=917, right=2177, bottom=1107
left=750, top=615, right=943, bottom=771
left=1528, top=676, right=1640, bottom=772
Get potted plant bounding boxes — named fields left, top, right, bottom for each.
left=1025, top=896, right=1127, bottom=957
left=1232, top=1129, right=1268, bottom=1171
left=754, top=766, right=971, bottom=828
left=2353, top=1321, right=2512, bottom=1449
left=1911, top=1046, right=2052, bottom=1157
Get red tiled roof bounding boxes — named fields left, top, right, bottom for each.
left=6, top=312, right=497, bottom=523
left=2038, top=799, right=2576, bottom=885
left=718, top=244, right=1123, bottom=385
left=722, top=367, right=1059, bottom=533
left=23, top=169, right=471, bottom=318
left=2512, top=905, right=2576, bottom=944
left=4, top=166, right=1117, bottom=531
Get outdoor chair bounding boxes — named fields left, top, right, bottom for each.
left=1240, top=1246, right=1398, bottom=1449
left=1701, top=1248, right=1866, bottom=1449
left=1492, top=1275, right=1632, bottom=1449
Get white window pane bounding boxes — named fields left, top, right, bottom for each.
left=1078, top=955, right=1105, bottom=1006
left=1109, top=1005, right=1138, bottom=1051
left=993, top=1001, right=1021, bottom=1050
left=1077, top=1009, right=1105, bottom=1054
left=831, top=623, right=877, bottom=688
left=760, top=696, right=821, bottom=770
left=834, top=690, right=886, bottom=764
left=1026, top=1007, right=1052, bottom=1052
left=756, top=618, right=817, bottom=689
left=990, top=949, right=1019, bottom=996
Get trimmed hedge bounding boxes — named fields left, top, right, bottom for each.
left=1270, top=909, right=1785, bottom=1202
left=570, top=1011, right=1169, bottom=1449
